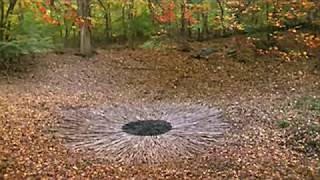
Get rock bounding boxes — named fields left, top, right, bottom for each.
left=226, top=48, right=237, bottom=57
left=191, top=48, right=219, bottom=60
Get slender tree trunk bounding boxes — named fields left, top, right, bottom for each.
left=196, top=12, right=201, bottom=41
left=147, top=0, right=155, bottom=24
left=97, top=0, right=112, bottom=41
left=202, top=12, right=208, bottom=40
left=105, top=14, right=110, bottom=39
left=1, top=0, right=18, bottom=40
left=266, top=2, right=270, bottom=41
left=187, top=16, right=192, bottom=39
left=205, top=13, right=209, bottom=38
left=106, top=3, right=112, bottom=39
left=180, top=0, right=186, bottom=37
left=122, top=6, right=127, bottom=41
left=5, top=21, right=11, bottom=40
left=216, top=0, right=225, bottom=36
left=72, top=23, right=77, bottom=45
left=17, top=1, right=24, bottom=21
left=0, top=0, right=4, bottom=40
left=186, top=0, right=192, bottom=39
left=64, top=19, right=70, bottom=47
left=128, top=0, right=135, bottom=49
left=77, top=0, right=92, bottom=56
left=4, top=0, right=17, bottom=22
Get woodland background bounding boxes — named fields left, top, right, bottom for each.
left=0, top=0, right=320, bottom=57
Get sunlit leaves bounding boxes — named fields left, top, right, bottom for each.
left=21, top=0, right=320, bottom=57
left=155, top=0, right=176, bottom=24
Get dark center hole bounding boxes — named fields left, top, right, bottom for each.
left=122, top=120, right=172, bottom=136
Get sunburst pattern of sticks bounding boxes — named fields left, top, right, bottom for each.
left=55, top=103, right=229, bottom=164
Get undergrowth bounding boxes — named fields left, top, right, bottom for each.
left=282, top=96, right=320, bottom=157
left=0, top=12, right=56, bottom=79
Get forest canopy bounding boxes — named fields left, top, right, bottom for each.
left=0, top=0, right=319, bottom=57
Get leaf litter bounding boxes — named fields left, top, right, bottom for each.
left=0, top=38, right=320, bottom=179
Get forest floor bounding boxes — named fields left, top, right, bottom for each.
left=0, top=36, right=320, bottom=179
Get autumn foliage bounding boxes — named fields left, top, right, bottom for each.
left=31, top=0, right=92, bottom=28
left=1, top=0, right=320, bottom=57
left=155, top=0, right=176, bottom=24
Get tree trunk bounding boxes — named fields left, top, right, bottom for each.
left=266, top=2, right=270, bottom=41
left=216, top=0, right=225, bottom=36
left=180, top=1, right=186, bottom=37
left=0, top=0, right=4, bottom=40
left=77, top=0, right=92, bottom=56
left=122, top=6, right=127, bottom=41
left=147, top=0, right=155, bottom=24
left=106, top=3, right=112, bottom=40
left=97, top=0, right=112, bottom=41
left=17, top=1, right=24, bottom=21
left=196, top=12, right=201, bottom=41
left=202, top=12, right=209, bottom=40
left=128, top=0, right=135, bottom=49
left=1, top=0, right=18, bottom=41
